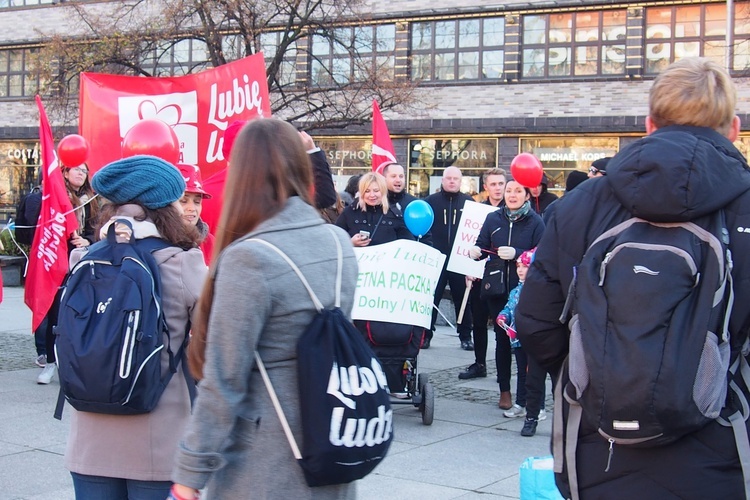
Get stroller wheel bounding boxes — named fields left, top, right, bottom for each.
left=417, top=372, right=429, bottom=393
left=420, top=382, right=435, bottom=425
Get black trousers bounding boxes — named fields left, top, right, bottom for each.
left=525, top=355, right=554, bottom=419
left=486, top=295, right=512, bottom=392
left=469, top=282, right=489, bottom=365
left=429, top=268, right=472, bottom=341
left=44, top=288, right=63, bottom=364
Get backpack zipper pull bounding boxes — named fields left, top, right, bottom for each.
left=599, top=252, right=612, bottom=286
left=605, top=438, right=615, bottom=472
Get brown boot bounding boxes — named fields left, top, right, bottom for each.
left=498, top=391, right=512, bottom=410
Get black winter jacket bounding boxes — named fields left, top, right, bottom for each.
left=516, top=126, right=750, bottom=499
left=335, top=202, right=415, bottom=246
left=475, top=206, right=544, bottom=292
left=530, top=173, right=558, bottom=215
left=424, top=189, right=473, bottom=255
left=388, top=190, right=433, bottom=246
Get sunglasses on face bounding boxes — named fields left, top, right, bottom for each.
left=69, top=167, right=89, bottom=174
left=588, top=166, right=605, bottom=175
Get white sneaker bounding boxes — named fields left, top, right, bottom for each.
left=35, top=355, right=46, bottom=368
left=503, top=404, right=527, bottom=418
left=538, top=409, right=548, bottom=421
left=36, top=364, right=56, bottom=385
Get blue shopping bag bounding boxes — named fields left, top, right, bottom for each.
left=519, top=455, right=564, bottom=500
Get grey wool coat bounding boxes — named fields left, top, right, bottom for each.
left=65, top=206, right=208, bottom=481
left=172, top=197, right=359, bottom=499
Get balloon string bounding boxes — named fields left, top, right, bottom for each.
left=10, top=193, right=100, bottom=230
left=0, top=223, right=30, bottom=276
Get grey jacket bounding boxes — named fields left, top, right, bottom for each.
left=65, top=205, right=208, bottom=481
left=172, top=197, right=358, bottom=499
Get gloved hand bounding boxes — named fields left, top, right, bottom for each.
left=497, top=246, right=516, bottom=260
left=507, top=327, right=517, bottom=340
left=497, top=314, right=508, bottom=327
left=469, top=245, right=482, bottom=260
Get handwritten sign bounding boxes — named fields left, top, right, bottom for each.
left=446, top=200, right=500, bottom=278
left=352, top=240, right=446, bottom=329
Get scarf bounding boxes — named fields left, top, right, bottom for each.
left=505, top=200, right=531, bottom=222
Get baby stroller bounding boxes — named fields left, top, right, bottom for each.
left=355, top=320, right=435, bottom=425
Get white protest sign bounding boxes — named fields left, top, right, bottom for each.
left=352, top=240, right=446, bottom=329
left=446, top=200, right=500, bottom=278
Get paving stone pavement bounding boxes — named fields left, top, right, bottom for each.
left=0, top=286, right=557, bottom=499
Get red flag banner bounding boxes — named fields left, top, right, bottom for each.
left=25, top=96, right=79, bottom=331
left=79, top=54, right=272, bottom=179
left=371, top=100, right=397, bottom=173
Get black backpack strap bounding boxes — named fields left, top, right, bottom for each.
left=54, top=386, right=65, bottom=420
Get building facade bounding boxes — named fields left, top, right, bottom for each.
left=0, top=0, right=749, bottom=221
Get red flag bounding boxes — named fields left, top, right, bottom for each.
left=371, top=100, right=397, bottom=173
left=24, top=96, right=78, bottom=331
left=199, top=168, right=227, bottom=238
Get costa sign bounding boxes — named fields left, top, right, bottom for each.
left=79, top=53, right=271, bottom=178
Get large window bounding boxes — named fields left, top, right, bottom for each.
left=410, top=17, right=505, bottom=81
left=408, top=138, right=497, bottom=197
left=0, top=0, right=54, bottom=6
left=733, top=2, right=750, bottom=73
left=519, top=137, right=619, bottom=195
left=0, top=48, right=40, bottom=98
left=522, top=10, right=626, bottom=78
left=644, top=4, right=727, bottom=74
left=140, top=39, right=210, bottom=76
left=0, top=141, right=39, bottom=223
left=310, top=24, right=396, bottom=87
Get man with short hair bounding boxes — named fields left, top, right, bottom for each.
left=383, top=163, right=414, bottom=210
left=460, top=168, right=506, bottom=379
left=517, top=58, right=750, bottom=498
left=425, top=167, right=474, bottom=350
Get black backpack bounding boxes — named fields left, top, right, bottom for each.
left=14, top=187, right=41, bottom=245
left=54, top=219, right=193, bottom=419
left=555, top=212, right=750, bottom=497
left=250, top=227, right=393, bottom=487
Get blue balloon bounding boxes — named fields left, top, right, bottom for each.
left=404, top=200, right=434, bottom=238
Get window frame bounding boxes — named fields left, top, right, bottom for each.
left=409, top=16, right=506, bottom=82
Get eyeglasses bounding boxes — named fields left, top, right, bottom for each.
left=588, top=166, right=605, bottom=176
left=69, top=167, right=89, bottom=174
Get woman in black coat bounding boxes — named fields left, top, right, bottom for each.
left=335, top=172, right=414, bottom=246
left=470, top=180, right=545, bottom=410
left=336, top=172, right=421, bottom=394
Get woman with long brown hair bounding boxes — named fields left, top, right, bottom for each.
left=171, top=119, right=358, bottom=499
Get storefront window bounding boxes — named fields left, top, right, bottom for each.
left=519, top=137, right=619, bottom=195
left=408, top=138, right=497, bottom=198
left=0, top=141, right=39, bottom=222
left=316, top=138, right=373, bottom=192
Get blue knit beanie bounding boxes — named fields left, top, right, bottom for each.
left=92, top=155, right=186, bottom=209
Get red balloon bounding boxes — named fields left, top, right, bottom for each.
left=57, top=134, right=90, bottom=167
left=121, top=119, right=180, bottom=165
left=510, top=153, right=544, bottom=188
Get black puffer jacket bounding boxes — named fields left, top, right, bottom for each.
left=530, top=173, right=558, bottom=215
left=516, top=126, right=750, bottom=499
left=388, top=190, right=433, bottom=246
left=424, top=189, right=473, bottom=255
left=335, top=202, right=415, bottom=246
left=475, top=206, right=544, bottom=292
